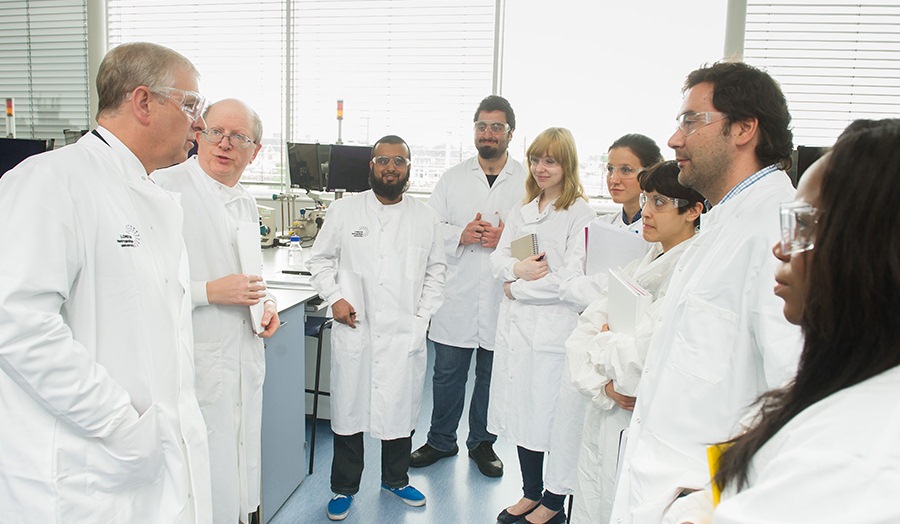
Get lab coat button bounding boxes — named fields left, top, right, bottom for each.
left=636, top=417, right=641, bottom=423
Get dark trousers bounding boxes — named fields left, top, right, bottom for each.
left=517, top=446, right=566, bottom=512
left=331, top=432, right=412, bottom=495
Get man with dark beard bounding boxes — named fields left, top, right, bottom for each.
left=410, top=95, right=526, bottom=477
left=307, top=135, right=446, bottom=521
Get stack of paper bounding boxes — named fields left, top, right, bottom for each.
left=607, top=267, right=652, bottom=336
left=237, top=222, right=266, bottom=335
left=584, top=219, right=649, bottom=276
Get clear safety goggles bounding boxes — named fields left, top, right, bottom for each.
left=780, top=201, right=818, bottom=255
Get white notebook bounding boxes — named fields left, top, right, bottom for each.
left=237, top=222, right=266, bottom=335
left=607, top=267, right=652, bottom=336
left=584, top=219, right=649, bottom=276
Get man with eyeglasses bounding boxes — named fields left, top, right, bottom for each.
left=153, top=98, right=279, bottom=524
left=0, top=42, right=213, bottom=522
left=609, top=62, right=803, bottom=524
left=410, top=95, right=527, bottom=478
left=307, top=135, right=446, bottom=521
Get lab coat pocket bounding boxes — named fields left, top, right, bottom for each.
left=410, top=316, right=429, bottom=354
left=193, top=340, right=224, bottom=405
left=85, top=404, right=163, bottom=493
left=331, top=321, right=365, bottom=356
left=669, top=295, right=736, bottom=385
left=404, top=246, right=428, bottom=281
left=532, top=310, right=571, bottom=355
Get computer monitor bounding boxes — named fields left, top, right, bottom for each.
left=0, top=138, right=49, bottom=178
left=287, top=142, right=329, bottom=191
left=796, top=145, right=827, bottom=185
left=327, top=144, right=371, bottom=193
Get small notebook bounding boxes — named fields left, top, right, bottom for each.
left=510, top=233, right=539, bottom=261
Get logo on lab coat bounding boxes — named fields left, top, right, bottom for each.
left=351, top=226, right=369, bottom=238
left=117, top=224, right=141, bottom=248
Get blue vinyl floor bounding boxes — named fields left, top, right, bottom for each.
left=268, top=341, right=525, bottom=524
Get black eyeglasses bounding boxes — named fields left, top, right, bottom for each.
left=199, top=129, right=255, bottom=149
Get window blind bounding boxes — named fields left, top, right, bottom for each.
left=106, top=0, right=496, bottom=188
left=744, top=1, right=900, bottom=146
left=0, top=0, right=90, bottom=146
left=290, top=0, right=495, bottom=191
left=107, top=0, right=287, bottom=184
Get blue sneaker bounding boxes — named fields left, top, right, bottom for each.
left=380, top=483, right=426, bottom=507
left=327, top=494, right=353, bottom=521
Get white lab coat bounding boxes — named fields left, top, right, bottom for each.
left=0, top=129, right=212, bottom=523
left=559, top=209, right=646, bottom=312
left=154, top=157, right=272, bottom=524
left=488, top=196, right=595, bottom=452
left=427, top=156, right=527, bottom=350
left=307, top=191, right=446, bottom=439
left=662, top=365, right=900, bottom=524
left=610, top=170, right=803, bottom=524
left=566, top=240, right=693, bottom=523
left=712, top=364, right=900, bottom=523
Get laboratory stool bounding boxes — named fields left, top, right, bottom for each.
left=304, top=316, right=332, bottom=475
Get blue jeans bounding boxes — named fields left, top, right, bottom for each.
left=425, top=340, right=496, bottom=451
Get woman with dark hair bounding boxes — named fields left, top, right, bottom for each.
left=605, top=134, right=664, bottom=232
left=565, top=161, right=703, bottom=523
left=559, top=134, right=663, bottom=311
left=666, top=120, right=900, bottom=523
left=489, top=128, right=596, bottom=524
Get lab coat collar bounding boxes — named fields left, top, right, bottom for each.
left=467, top=154, right=519, bottom=187
left=189, top=156, right=249, bottom=205
left=365, top=188, right=409, bottom=210
left=89, top=126, right=152, bottom=184
left=520, top=194, right=558, bottom=223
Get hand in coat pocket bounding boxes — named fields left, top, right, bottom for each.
left=86, top=403, right=164, bottom=493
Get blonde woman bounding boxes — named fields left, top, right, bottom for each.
left=489, top=128, right=596, bottom=524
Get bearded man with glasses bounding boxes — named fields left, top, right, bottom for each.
left=410, top=95, right=527, bottom=479
left=609, top=62, right=804, bottom=524
left=0, top=42, right=213, bottom=523
left=154, top=98, right=279, bottom=524
left=307, top=135, right=446, bottom=521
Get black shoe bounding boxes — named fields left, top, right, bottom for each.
left=468, top=441, right=503, bottom=477
left=497, top=503, right=536, bottom=524
left=533, top=510, right=566, bottom=524
left=409, top=443, right=458, bottom=468
left=536, top=510, right=566, bottom=524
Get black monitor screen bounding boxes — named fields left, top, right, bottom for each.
left=287, top=142, right=330, bottom=191
left=795, top=145, right=827, bottom=186
left=327, top=144, right=371, bottom=193
left=0, top=138, right=48, bottom=178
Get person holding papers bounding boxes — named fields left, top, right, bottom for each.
left=604, top=134, right=665, bottom=234
left=560, top=133, right=663, bottom=310
left=154, top=98, right=280, bottom=524
left=565, top=161, right=703, bottom=523
left=489, top=128, right=595, bottom=524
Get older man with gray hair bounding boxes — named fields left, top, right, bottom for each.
left=0, top=42, right=212, bottom=523
left=155, top=98, right=280, bottom=524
